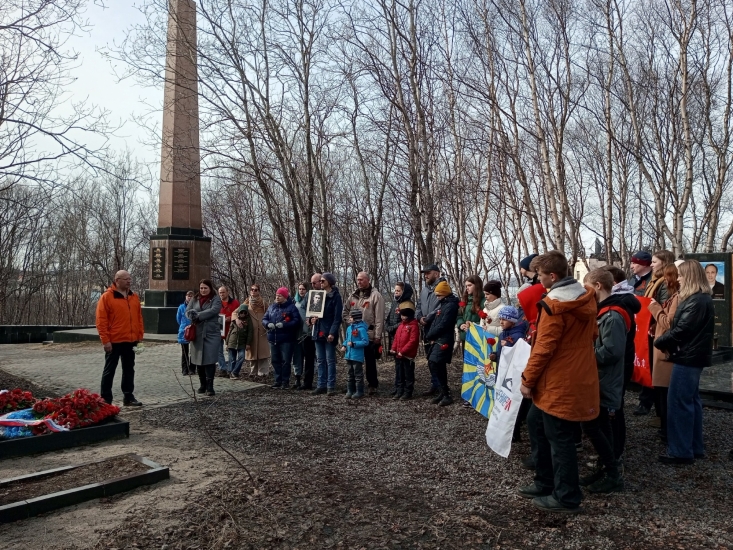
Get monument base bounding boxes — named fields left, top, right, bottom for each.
left=141, top=306, right=179, bottom=334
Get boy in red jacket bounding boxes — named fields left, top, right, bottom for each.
left=389, top=301, right=420, bottom=400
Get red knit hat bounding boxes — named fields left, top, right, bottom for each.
left=276, top=287, right=289, bottom=298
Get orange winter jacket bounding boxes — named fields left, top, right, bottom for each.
left=96, top=284, right=145, bottom=344
left=521, top=279, right=600, bottom=422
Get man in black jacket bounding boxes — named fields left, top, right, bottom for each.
left=424, top=281, right=459, bottom=406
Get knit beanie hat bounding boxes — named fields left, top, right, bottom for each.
left=498, top=306, right=519, bottom=324
left=434, top=281, right=452, bottom=297
left=350, top=308, right=363, bottom=321
left=322, top=272, right=337, bottom=287
left=484, top=280, right=502, bottom=298
left=520, top=254, right=538, bottom=271
left=276, top=287, right=289, bottom=299
left=398, top=301, right=415, bottom=317
left=630, top=251, right=652, bottom=266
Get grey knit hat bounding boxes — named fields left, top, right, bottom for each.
left=350, top=308, right=363, bottom=321
left=322, top=272, right=336, bottom=287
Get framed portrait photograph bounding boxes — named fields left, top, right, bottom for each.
left=306, top=290, right=327, bottom=318
left=218, top=313, right=227, bottom=336
left=703, top=261, right=726, bottom=300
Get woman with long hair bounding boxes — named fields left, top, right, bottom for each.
left=654, top=260, right=714, bottom=464
left=185, top=279, right=223, bottom=396
left=648, top=263, right=681, bottom=442
left=456, top=275, right=485, bottom=343
left=636, top=249, right=676, bottom=417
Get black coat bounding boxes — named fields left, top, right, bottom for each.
left=385, top=283, right=414, bottom=336
left=610, top=292, right=641, bottom=384
left=654, top=293, right=714, bottom=368
left=425, top=294, right=459, bottom=364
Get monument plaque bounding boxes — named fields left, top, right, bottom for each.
left=172, top=247, right=190, bottom=280
left=151, top=248, right=166, bottom=280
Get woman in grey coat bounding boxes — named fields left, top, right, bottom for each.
left=186, top=279, right=223, bottom=396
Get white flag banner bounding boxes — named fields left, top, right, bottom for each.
left=485, top=339, right=532, bottom=458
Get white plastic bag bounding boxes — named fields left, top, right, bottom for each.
left=485, top=339, right=532, bottom=458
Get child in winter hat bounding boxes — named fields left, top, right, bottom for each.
left=498, top=305, right=519, bottom=326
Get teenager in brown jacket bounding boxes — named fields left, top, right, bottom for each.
left=517, top=251, right=599, bottom=514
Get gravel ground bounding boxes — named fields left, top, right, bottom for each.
left=87, top=359, right=733, bottom=550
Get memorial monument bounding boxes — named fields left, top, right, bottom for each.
left=142, top=0, right=210, bottom=333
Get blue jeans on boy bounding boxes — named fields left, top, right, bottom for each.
left=229, top=348, right=246, bottom=377
left=314, top=340, right=337, bottom=389
left=217, top=340, right=230, bottom=373
left=270, top=342, right=293, bottom=387
left=667, top=364, right=704, bottom=459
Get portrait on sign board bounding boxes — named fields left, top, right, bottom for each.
left=306, top=290, right=326, bottom=318
left=703, top=262, right=725, bottom=300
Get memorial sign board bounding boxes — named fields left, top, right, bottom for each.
left=172, top=247, right=190, bottom=280
left=151, top=248, right=166, bottom=280
left=685, top=253, right=731, bottom=347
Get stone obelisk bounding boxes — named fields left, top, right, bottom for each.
left=143, top=0, right=211, bottom=333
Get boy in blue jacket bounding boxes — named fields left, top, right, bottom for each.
left=341, top=308, right=370, bottom=399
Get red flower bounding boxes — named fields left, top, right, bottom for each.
left=440, top=343, right=449, bottom=350
left=478, top=310, right=488, bottom=319
left=363, top=302, right=369, bottom=308
left=487, top=338, right=496, bottom=346
left=352, top=330, right=358, bottom=336
left=318, top=331, right=324, bottom=337
left=459, top=301, right=467, bottom=307
left=351, top=302, right=355, bottom=306
left=395, top=308, right=400, bottom=315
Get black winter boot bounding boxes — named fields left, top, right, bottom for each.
left=431, top=390, right=444, bottom=405
left=294, top=375, right=302, bottom=390
left=197, top=365, right=206, bottom=394
left=205, top=364, right=216, bottom=396
left=439, top=386, right=454, bottom=407
left=345, top=381, right=355, bottom=399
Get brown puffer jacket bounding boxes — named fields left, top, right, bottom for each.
left=521, top=278, right=600, bottom=422
left=95, top=284, right=144, bottom=345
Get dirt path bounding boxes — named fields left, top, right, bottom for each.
left=1, top=360, right=733, bottom=549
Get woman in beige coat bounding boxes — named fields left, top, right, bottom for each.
left=648, top=263, right=681, bottom=442
left=245, top=283, right=271, bottom=378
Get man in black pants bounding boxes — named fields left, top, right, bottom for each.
left=96, top=270, right=144, bottom=406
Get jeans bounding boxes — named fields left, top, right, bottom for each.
left=395, top=358, right=415, bottom=395
left=667, top=364, right=704, bottom=459
left=229, top=348, right=246, bottom=376
left=581, top=407, right=617, bottom=477
left=528, top=404, right=582, bottom=508
left=270, top=342, right=293, bottom=386
left=424, top=342, right=440, bottom=389
left=363, top=341, right=379, bottom=388
left=217, top=339, right=230, bottom=372
left=347, top=359, right=364, bottom=389
left=101, top=342, right=136, bottom=404
left=314, top=340, right=337, bottom=389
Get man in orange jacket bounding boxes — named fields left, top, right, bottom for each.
left=517, top=251, right=600, bottom=514
left=96, top=270, right=145, bottom=406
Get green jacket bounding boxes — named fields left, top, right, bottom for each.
left=225, top=304, right=254, bottom=349
left=456, top=294, right=486, bottom=342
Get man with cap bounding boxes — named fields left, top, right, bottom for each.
left=518, top=253, right=540, bottom=292
left=342, top=271, right=385, bottom=395
left=416, top=264, right=447, bottom=395
left=424, top=281, right=459, bottom=406
left=628, top=251, right=653, bottom=296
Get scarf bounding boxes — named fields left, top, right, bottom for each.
left=247, top=295, right=265, bottom=314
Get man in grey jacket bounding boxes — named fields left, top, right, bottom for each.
left=416, top=264, right=447, bottom=396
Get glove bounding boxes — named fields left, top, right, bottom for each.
left=267, top=323, right=275, bottom=329
left=275, top=322, right=283, bottom=329
left=188, top=310, right=198, bottom=321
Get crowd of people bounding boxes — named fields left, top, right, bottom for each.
left=96, top=247, right=722, bottom=515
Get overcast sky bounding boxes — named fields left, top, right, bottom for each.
left=67, top=1, right=161, bottom=169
